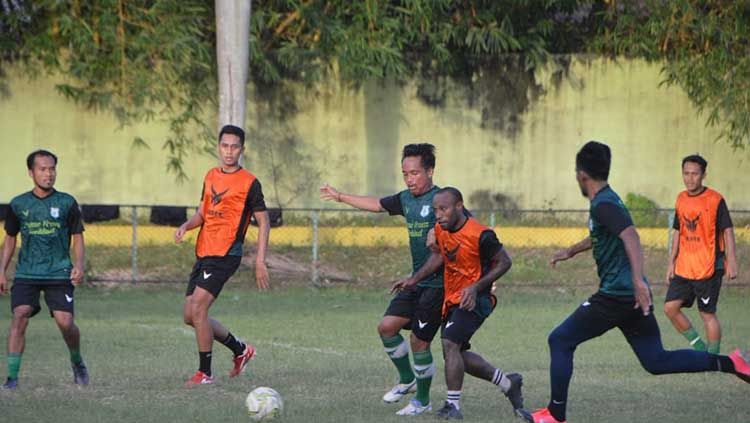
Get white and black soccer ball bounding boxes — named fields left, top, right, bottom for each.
left=246, top=387, right=283, bottom=421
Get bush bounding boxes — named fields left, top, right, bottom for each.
left=625, top=193, right=664, bottom=227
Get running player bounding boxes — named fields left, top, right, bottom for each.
left=664, top=154, right=738, bottom=353
left=175, top=125, right=270, bottom=386
left=392, top=187, right=524, bottom=420
left=319, top=144, right=442, bottom=415
left=518, top=141, right=750, bottom=423
left=1, top=150, right=88, bottom=390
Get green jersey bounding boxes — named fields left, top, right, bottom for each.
left=380, top=186, right=443, bottom=288
left=589, top=185, right=647, bottom=296
left=5, top=190, right=84, bottom=282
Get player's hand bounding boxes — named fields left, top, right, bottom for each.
left=426, top=228, right=438, bottom=253
left=70, top=266, right=84, bottom=286
left=726, top=261, right=738, bottom=280
left=0, top=274, right=8, bottom=295
left=460, top=285, right=477, bottom=311
left=255, top=261, right=270, bottom=290
left=550, top=248, right=572, bottom=268
left=319, top=184, right=341, bottom=202
left=390, top=277, right=416, bottom=294
left=174, top=223, right=188, bottom=243
left=633, top=278, right=652, bottom=316
left=665, top=263, right=675, bottom=284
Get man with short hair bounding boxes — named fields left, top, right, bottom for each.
left=175, top=124, right=271, bottom=386
left=518, top=141, right=750, bottom=423
left=320, top=144, right=442, bottom=415
left=1, top=150, right=88, bottom=390
left=392, top=187, right=524, bottom=420
left=665, top=154, right=738, bottom=353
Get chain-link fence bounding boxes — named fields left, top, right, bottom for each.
left=56, top=206, right=748, bottom=286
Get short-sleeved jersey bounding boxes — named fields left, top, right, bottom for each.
left=195, top=167, right=266, bottom=258
left=672, top=187, right=732, bottom=280
left=380, top=186, right=443, bottom=288
left=589, top=186, right=645, bottom=297
left=434, top=217, right=501, bottom=316
left=4, top=190, right=84, bottom=282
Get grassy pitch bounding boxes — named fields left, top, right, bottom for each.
left=0, top=282, right=748, bottom=422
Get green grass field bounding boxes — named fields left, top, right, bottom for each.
left=0, top=283, right=748, bottom=422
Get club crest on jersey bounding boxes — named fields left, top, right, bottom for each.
left=420, top=205, right=431, bottom=217
left=50, top=207, right=60, bottom=218
left=588, top=218, right=594, bottom=231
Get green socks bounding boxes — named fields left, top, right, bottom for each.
left=69, top=347, right=84, bottom=365
left=7, top=353, right=22, bottom=380
left=381, top=334, right=414, bottom=384
left=413, top=349, right=435, bottom=406
left=707, top=340, right=721, bottom=354
left=681, top=327, right=706, bottom=351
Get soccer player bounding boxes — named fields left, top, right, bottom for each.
left=518, top=141, right=750, bottom=423
left=0, top=150, right=88, bottom=390
left=175, top=125, right=270, bottom=386
left=392, top=187, right=524, bottom=420
left=664, top=154, right=738, bottom=353
left=319, top=144, right=442, bottom=415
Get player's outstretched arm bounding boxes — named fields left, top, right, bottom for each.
left=391, top=251, right=444, bottom=293
left=724, top=227, right=738, bottom=280
left=619, top=226, right=651, bottom=316
left=175, top=205, right=205, bottom=243
left=0, top=235, right=17, bottom=295
left=70, top=233, right=85, bottom=285
left=550, top=237, right=592, bottom=267
left=460, top=247, right=512, bottom=311
left=253, top=210, right=271, bottom=290
left=319, top=184, right=384, bottom=212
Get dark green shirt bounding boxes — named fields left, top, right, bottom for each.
left=589, top=186, right=646, bottom=296
left=380, top=186, right=443, bottom=288
left=5, top=190, right=84, bottom=282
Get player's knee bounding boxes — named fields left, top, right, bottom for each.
left=183, top=314, right=194, bottom=326
left=377, top=320, right=397, bottom=338
left=442, top=338, right=460, bottom=355
left=663, top=302, right=679, bottom=318
left=548, top=327, right=574, bottom=352
left=699, top=311, right=718, bottom=323
left=409, top=333, right=429, bottom=352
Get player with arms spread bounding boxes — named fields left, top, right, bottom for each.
left=320, top=144, right=442, bottom=415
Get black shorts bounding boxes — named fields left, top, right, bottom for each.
left=384, top=286, right=444, bottom=342
left=186, top=255, right=242, bottom=299
left=11, top=280, right=75, bottom=318
left=440, top=299, right=494, bottom=351
left=665, top=271, right=723, bottom=313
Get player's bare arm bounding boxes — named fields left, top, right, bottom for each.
left=253, top=210, right=271, bottom=290
left=666, top=229, right=680, bottom=283
left=550, top=237, right=593, bottom=267
left=619, top=226, right=652, bottom=316
left=724, top=227, right=738, bottom=280
left=0, top=234, right=17, bottom=295
left=175, top=204, right=205, bottom=243
left=70, top=233, right=85, bottom=285
left=460, top=247, right=512, bottom=311
left=319, top=183, right=384, bottom=212
left=391, top=251, right=444, bottom=293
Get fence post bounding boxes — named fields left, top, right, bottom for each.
left=489, top=211, right=496, bottom=228
left=311, top=210, right=320, bottom=287
left=667, top=212, right=675, bottom=252
left=131, top=206, right=138, bottom=283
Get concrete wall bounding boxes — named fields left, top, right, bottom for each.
left=1, top=57, right=747, bottom=209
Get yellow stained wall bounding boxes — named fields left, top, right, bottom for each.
left=0, top=57, right=747, bottom=209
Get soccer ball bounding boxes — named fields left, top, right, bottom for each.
left=246, top=387, right=283, bottom=421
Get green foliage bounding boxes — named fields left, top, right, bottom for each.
left=625, top=192, right=664, bottom=227
left=591, top=0, right=750, bottom=150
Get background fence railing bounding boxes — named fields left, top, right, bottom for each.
left=7, top=206, right=750, bottom=286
